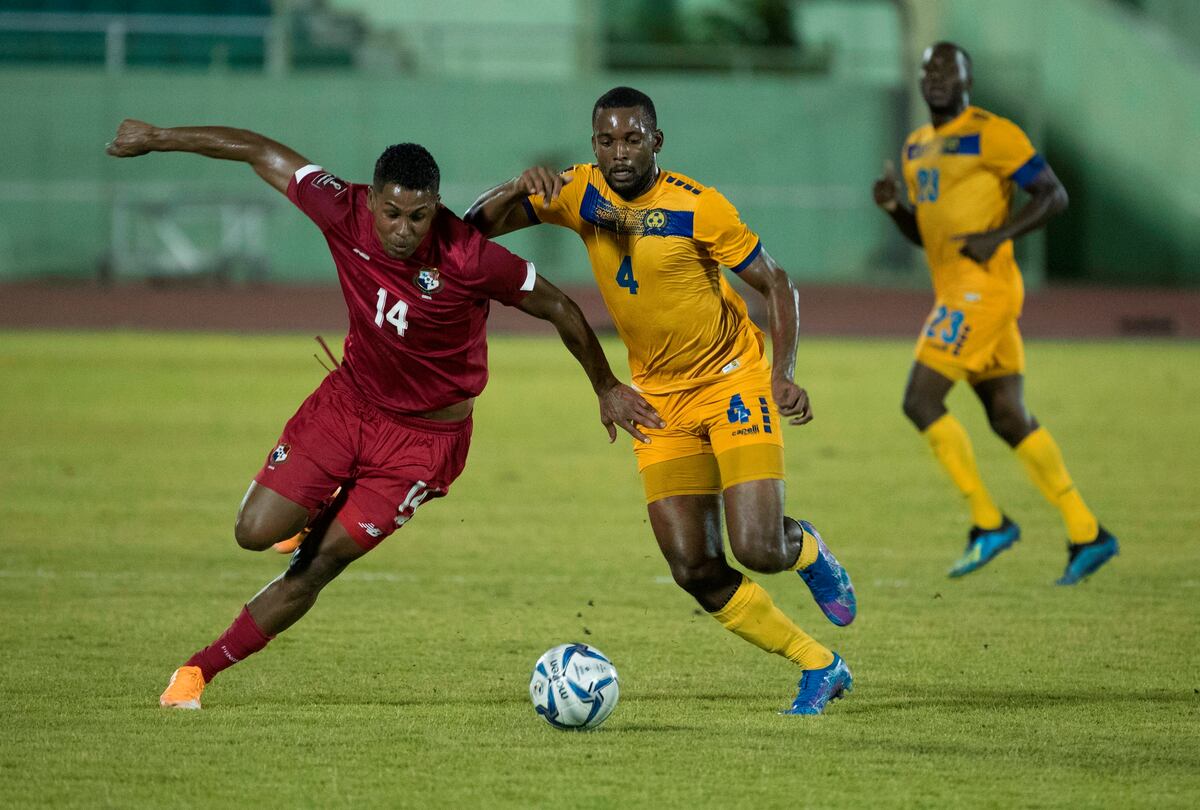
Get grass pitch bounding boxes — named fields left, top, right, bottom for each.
left=1, top=331, right=1197, bottom=808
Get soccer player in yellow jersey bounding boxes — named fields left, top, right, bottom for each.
left=468, top=86, right=855, bottom=714
left=873, top=42, right=1119, bottom=584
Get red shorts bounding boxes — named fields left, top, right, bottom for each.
left=254, top=371, right=472, bottom=550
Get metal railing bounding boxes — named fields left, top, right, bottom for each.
left=0, top=11, right=287, bottom=74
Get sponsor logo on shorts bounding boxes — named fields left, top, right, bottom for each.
left=358, top=522, right=384, bottom=538
left=270, top=443, right=290, bottom=465
left=732, top=424, right=761, bottom=437
left=414, top=267, right=441, bottom=294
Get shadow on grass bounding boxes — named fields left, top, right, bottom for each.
left=243, top=690, right=784, bottom=709
left=847, top=683, right=1198, bottom=714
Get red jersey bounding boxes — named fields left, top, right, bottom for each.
left=287, top=164, right=535, bottom=414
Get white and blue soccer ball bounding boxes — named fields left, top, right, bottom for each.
left=529, top=643, right=620, bottom=730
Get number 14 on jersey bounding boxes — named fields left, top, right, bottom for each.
left=375, top=287, right=409, bottom=336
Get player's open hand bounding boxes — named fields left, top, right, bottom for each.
left=774, top=379, right=813, bottom=426
left=952, top=230, right=1005, bottom=265
left=872, top=160, right=901, bottom=212
left=598, top=382, right=665, bottom=444
left=105, top=119, right=157, bottom=158
left=517, top=167, right=573, bottom=208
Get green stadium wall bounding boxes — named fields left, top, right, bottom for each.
left=910, top=0, right=1200, bottom=284
left=0, top=69, right=898, bottom=285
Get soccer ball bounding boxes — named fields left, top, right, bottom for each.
left=529, top=643, right=620, bottom=730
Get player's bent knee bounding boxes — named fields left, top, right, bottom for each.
left=234, top=510, right=298, bottom=551
left=902, top=394, right=938, bottom=430
left=730, top=533, right=790, bottom=574
left=987, top=406, right=1032, bottom=446
left=668, top=558, right=728, bottom=595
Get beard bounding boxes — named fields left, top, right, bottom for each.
left=606, top=167, right=655, bottom=199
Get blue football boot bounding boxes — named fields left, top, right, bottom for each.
left=1056, top=526, right=1119, bottom=585
left=948, top=516, right=1020, bottom=578
left=794, top=519, right=857, bottom=626
left=781, top=653, right=853, bottom=716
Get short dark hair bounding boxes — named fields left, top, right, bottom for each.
left=593, top=86, right=657, bottom=130
left=373, top=143, right=440, bottom=192
left=931, top=40, right=972, bottom=72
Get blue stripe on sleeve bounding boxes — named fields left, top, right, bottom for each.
left=730, top=240, right=762, bottom=273
left=520, top=196, right=541, bottom=224
left=1011, top=154, right=1046, bottom=189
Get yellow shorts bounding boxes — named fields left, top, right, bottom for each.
left=915, top=291, right=1025, bottom=384
left=635, top=368, right=785, bottom=503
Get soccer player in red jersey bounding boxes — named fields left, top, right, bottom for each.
left=106, top=119, right=661, bottom=709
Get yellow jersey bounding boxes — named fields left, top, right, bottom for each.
left=902, top=105, right=1043, bottom=298
left=525, top=163, right=766, bottom=395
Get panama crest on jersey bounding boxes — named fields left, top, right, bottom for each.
left=414, top=267, right=441, bottom=294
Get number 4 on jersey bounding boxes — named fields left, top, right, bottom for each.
left=616, top=255, right=639, bottom=295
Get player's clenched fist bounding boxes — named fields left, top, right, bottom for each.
left=872, top=160, right=901, bottom=212
left=106, top=119, right=157, bottom=158
left=517, top=166, right=573, bottom=207
left=774, top=379, right=813, bottom=426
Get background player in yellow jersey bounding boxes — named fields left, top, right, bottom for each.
left=873, top=42, right=1119, bottom=584
left=468, top=86, right=856, bottom=714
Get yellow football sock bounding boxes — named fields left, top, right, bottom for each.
left=711, top=575, right=834, bottom=670
left=923, top=413, right=1004, bottom=529
left=787, top=522, right=820, bottom=571
left=1015, top=428, right=1099, bottom=543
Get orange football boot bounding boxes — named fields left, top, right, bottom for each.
left=159, top=665, right=205, bottom=709
left=274, top=487, right=341, bottom=553
left=272, top=529, right=307, bottom=554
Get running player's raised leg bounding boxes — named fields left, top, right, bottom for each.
left=723, top=478, right=855, bottom=627
left=973, top=374, right=1117, bottom=583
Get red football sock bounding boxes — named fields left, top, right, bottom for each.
left=185, top=606, right=274, bottom=683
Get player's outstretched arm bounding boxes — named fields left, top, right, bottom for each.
left=736, top=249, right=813, bottom=427
left=105, top=119, right=310, bottom=195
left=873, top=160, right=922, bottom=247
left=465, top=167, right=570, bottom=237
left=516, top=275, right=664, bottom=443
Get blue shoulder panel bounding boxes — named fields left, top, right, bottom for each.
left=941, top=133, right=981, bottom=155
left=730, top=240, right=763, bottom=273
left=1011, top=154, right=1046, bottom=189
left=579, top=183, right=694, bottom=238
